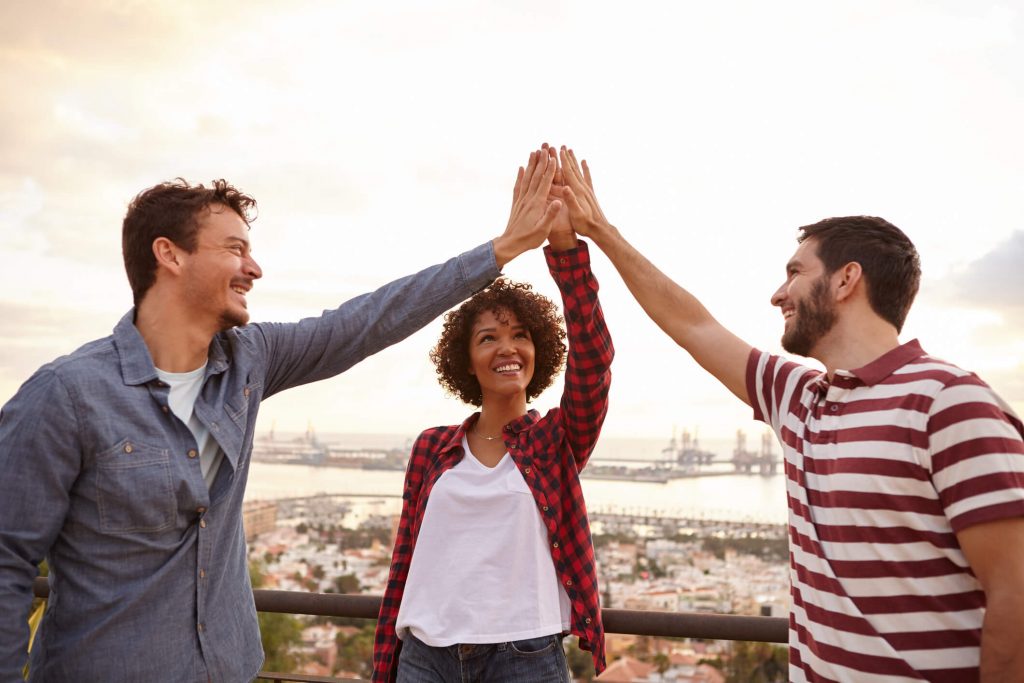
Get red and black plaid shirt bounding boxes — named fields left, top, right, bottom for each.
left=372, top=241, right=613, bottom=681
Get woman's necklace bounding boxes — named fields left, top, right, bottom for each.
left=472, top=427, right=503, bottom=441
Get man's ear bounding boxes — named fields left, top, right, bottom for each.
left=152, top=237, right=183, bottom=274
left=834, top=261, right=863, bottom=303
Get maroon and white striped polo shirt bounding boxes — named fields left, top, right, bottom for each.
left=747, top=340, right=1024, bottom=683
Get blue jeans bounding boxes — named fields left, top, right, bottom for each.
left=397, top=632, right=571, bottom=683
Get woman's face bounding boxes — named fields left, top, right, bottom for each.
left=468, top=307, right=536, bottom=402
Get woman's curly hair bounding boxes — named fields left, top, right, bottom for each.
left=430, top=278, right=567, bottom=406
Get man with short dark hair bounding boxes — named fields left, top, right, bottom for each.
left=555, top=146, right=1024, bottom=682
left=0, top=150, right=563, bottom=681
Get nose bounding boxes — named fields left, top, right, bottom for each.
left=244, top=254, right=263, bottom=280
left=770, top=281, right=786, bottom=307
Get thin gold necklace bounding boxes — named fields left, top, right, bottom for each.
left=472, top=427, right=502, bottom=441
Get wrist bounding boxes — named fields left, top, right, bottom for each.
left=491, top=235, right=519, bottom=269
left=587, top=219, right=616, bottom=245
left=547, top=234, right=579, bottom=252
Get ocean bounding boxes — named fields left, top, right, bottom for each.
left=244, top=432, right=788, bottom=525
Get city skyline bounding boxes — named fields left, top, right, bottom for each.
left=2, top=2, right=1022, bottom=439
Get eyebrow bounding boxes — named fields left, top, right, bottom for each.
left=473, top=323, right=528, bottom=338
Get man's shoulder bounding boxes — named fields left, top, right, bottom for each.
left=893, top=352, right=1000, bottom=400
left=36, top=334, right=118, bottom=382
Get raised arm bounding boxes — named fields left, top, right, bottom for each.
left=558, top=147, right=753, bottom=406
left=547, top=242, right=612, bottom=471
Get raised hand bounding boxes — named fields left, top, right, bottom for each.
left=541, top=143, right=577, bottom=252
left=493, top=148, right=562, bottom=268
left=558, top=146, right=609, bottom=238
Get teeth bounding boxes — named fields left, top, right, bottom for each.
left=495, top=363, right=521, bottom=373
left=232, top=286, right=246, bottom=294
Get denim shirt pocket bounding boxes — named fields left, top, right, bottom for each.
left=95, top=438, right=175, bottom=533
left=226, top=380, right=262, bottom=429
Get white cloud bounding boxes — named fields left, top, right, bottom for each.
left=2, top=0, right=1023, bottom=438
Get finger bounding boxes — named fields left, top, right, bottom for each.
left=533, top=151, right=557, bottom=198
left=508, top=166, right=525, bottom=218
left=520, top=151, right=540, bottom=200
left=560, top=186, right=586, bottom=220
left=512, top=166, right=524, bottom=203
left=527, top=149, right=552, bottom=196
left=535, top=199, right=562, bottom=235
left=582, top=159, right=594, bottom=191
left=560, top=147, right=585, bottom=189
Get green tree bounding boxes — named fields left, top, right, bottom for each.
left=249, top=560, right=305, bottom=673
left=565, top=637, right=595, bottom=682
left=723, top=640, right=788, bottom=682
left=653, top=651, right=670, bottom=679
left=333, top=573, right=361, bottom=594
left=334, top=623, right=376, bottom=677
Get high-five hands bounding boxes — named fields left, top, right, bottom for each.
left=541, top=143, right=578, bottom=252
left=557, top=146, right=610, bottom=239
left=492, top=148, right=563, bottom=268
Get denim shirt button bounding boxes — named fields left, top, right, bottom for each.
left=199, top=520, right=207, bottom=529
left=161, top=405, right=169, bottom=414
left=187, top=449, right=198, bottom=458
left=197, top=507, right=207, bottom=514
left=123, top=443, right=133, bottom=454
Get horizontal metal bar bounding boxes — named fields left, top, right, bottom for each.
left=256, top=673, right=362, bottom=683
left=33, top=577, right=787, bottom=643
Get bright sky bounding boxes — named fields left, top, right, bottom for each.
left=2, top=1, right=1022, bottom=443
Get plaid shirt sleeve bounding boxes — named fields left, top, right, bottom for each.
left=372, top=431, right=432, bottom=682
left=546, top=241, right=614, bottom=471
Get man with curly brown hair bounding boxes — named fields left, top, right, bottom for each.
left=0, top=149, right=563, bottom=682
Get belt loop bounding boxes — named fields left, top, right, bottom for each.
left=497, top=641, right=508, bottom=652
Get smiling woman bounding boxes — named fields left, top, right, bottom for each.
left=372, top=240, right=614, bottom=682
left=430, top=278, right=565, bottom=409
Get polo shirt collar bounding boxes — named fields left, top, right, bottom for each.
left=850, top=339, right=927, bottom=386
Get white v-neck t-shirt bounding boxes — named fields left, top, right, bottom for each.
left=156, top=364, right=224, bottom=490
left=395, top=436, right=571, bottom=645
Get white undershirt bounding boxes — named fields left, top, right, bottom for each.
left=155, top=364, right=224, bottom=490
left=395, top=436, right=571, bottom=645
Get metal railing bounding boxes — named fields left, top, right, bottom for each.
left=32, top=578, right=788, bottom=682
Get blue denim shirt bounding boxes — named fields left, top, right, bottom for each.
left=0, top=243, right=498, bottom=682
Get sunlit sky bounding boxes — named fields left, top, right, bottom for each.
left=2, top=1, right=1022, bottom=444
